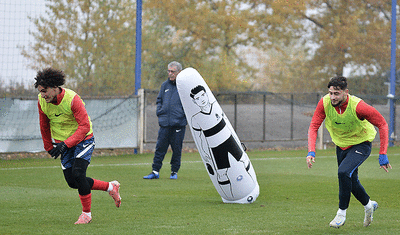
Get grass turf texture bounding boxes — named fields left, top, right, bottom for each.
left=1, top=147, right=400, bottom=234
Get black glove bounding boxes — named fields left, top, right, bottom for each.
left=48, top=142, right=67, bottom=159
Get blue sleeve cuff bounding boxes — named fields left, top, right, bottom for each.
left=307, top=151, right=315, bottom=158
left=379, top=154, right=389, bottom=165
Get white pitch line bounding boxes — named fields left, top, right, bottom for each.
left=0, top=153, right=394, bottom=171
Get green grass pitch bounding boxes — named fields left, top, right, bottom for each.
left=1, top=147, right=400, bottom=234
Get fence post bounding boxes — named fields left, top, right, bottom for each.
left=316, top=94, right=324, bottom=150
left=138, top=89, right=145, bottom=154
left=392, top=98, right=397, bottom=143
left=263, top=94, right=266, bottom=142
left=234, top=94, right=237, bottom=131
left=317, top=122, right=324, bottom=150
left=290, top=94, right=294, bottom=140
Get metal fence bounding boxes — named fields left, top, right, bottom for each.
left=143, top=90, right=400, bottom=151
left=0, top=90, right=398, bottom=153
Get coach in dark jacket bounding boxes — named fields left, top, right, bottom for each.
left=144, top=61, right=187, bottom=180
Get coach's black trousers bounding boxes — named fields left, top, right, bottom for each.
left=152, top=126, right=186, bottom=173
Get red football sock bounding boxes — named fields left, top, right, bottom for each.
left=91, top=179, right=109, bottom=191
left=79, top=193, right=92, bottom=213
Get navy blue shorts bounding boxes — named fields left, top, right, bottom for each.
left=60, top=137, right=95, bottom=170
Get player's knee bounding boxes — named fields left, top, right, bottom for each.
left=72, top=167, right=86, bottom=181
left=65, top=177, right=78, bottom=189
left=337, top=170, right=350, bottom=180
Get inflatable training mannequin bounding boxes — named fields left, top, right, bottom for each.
left=176, top=68, right=259, bottom=204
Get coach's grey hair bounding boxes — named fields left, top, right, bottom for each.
left=168, top=61, right=183, bottom=71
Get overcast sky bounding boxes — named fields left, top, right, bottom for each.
left=0, top=0, right=46, bottom=87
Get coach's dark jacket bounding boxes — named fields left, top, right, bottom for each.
left=156, top=79, right=187, bottom=127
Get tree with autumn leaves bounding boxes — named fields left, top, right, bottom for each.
left=22, top=0, right=399, bottom=96
left=22, top=0, right=137, bottom=96
left=301, top=0, right=394, bottom=90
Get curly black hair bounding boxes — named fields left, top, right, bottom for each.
left=327, top=76, right=347, bottom=90
left=34, top=67, right=65, bottom=88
